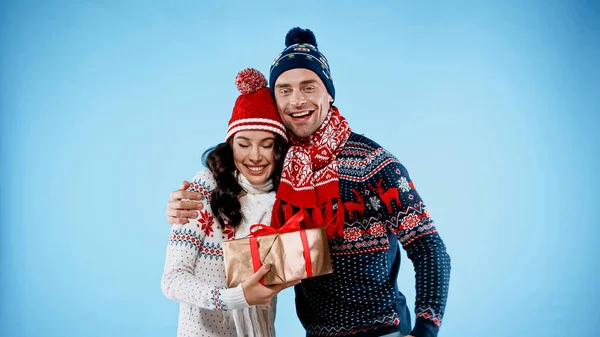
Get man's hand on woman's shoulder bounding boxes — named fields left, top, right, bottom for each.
left=166, top=181, right=205, bottom=225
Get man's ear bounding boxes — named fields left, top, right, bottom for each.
left=328, top=94, right=333, bottom=103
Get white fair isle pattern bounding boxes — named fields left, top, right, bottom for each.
left=161, top=170, right=276, bottom=337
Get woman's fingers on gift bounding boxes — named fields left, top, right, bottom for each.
left=243, top=265, right=301, bottom=305
left=250, top=264, right=272, bottom=281
left=271, top=280, right=301, bottom=292
left=242, top=264, right=276, bottom=305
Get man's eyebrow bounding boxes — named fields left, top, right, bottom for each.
left=300, top=79, right=319, bottom=86
left=276, top=80, right=319, bottom=88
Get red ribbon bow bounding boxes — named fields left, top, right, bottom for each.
left=249, top=209, right=316, bottom=237
left=248, top=210, right=315, bottom=285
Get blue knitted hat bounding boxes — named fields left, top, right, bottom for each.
left=269, top=27, right=335, bottom=101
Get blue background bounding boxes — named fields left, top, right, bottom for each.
left=1, top=1, right=598, bottom=336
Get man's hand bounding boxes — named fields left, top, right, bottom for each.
left=166, top=181, right=205, bottom=225
left=241, top=264, right=301, bottom=305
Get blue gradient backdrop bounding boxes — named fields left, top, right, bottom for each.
left=1, top=1, right=598, bottom=336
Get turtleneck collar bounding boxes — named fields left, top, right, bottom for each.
left=237, top=172, right=273, bottom=195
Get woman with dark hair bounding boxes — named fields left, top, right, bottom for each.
left=161, top=69, right=298, bottom=337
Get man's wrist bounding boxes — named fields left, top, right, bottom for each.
left=409, top=317, right=439, bottom=337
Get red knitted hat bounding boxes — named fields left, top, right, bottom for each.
left=226, top=68, right=287, bottom=142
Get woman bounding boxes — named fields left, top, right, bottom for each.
left=161, top=68, right=298, bottom=337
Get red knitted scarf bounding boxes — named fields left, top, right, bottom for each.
left=270, top=106, right=351, bottom=239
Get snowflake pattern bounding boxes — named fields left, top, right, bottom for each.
left=343, top=227, right=364, bottom=241
left=320, top=125, right=339, bottom=150
left=287, top=151, right=312, bottom=186
left=198, top=210, right=214, bottom=237
left=398, top=176, right=410, bottom=193
left=369, top=196, right=381, bottom=211
left=367, top=222, right=386, bottom=237
left=221, top=224, right=235, bottom=240
left=400, top=213, right=420, bottom=230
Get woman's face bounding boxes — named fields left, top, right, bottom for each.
left=232, top=130, right=277, bottom=186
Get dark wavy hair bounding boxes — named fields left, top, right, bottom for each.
left=202, top=133, right=288, bottom=228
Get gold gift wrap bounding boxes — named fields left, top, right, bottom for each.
left=222, top=226, right=332, bottom=287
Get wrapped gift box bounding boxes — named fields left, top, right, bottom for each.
left=222, top=212, right=332, bottom=287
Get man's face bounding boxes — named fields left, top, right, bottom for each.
left=273, top=68, right=332, bottom=138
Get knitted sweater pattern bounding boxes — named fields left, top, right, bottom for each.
left=161, top=170, right=277, bottom=337
left=295, top=133, right=451, bottom=337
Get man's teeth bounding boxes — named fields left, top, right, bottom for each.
left=248, top=166, right=265, bottom=172
left=291, top=111, right=312, bottom=118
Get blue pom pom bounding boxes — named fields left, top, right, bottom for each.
left=285, top=27, right=317, bottom=48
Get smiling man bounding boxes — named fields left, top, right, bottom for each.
left=167, top=28, right=451, bottom=337
left=272, top=69, right=330, bottom=138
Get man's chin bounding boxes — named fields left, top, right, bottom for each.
left=290, top=130, right=313, bottom=138
left=286, top=124, right=315, bottom=138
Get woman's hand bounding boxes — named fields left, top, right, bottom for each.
left=242, top=264, right=301, bottom=306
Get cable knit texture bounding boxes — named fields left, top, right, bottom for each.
left=162, top=170, right=277, bottom=337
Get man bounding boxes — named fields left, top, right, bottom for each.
left=167, top=28, right=451, bottom=337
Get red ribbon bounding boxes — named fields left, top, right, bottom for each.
left=299, top=230, right=312, bottom=278
left=249, top=209, right=316, bottom=237
left=249, top=237, right=264, bottom=286
left=248, top=210, right=316, bottom=284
